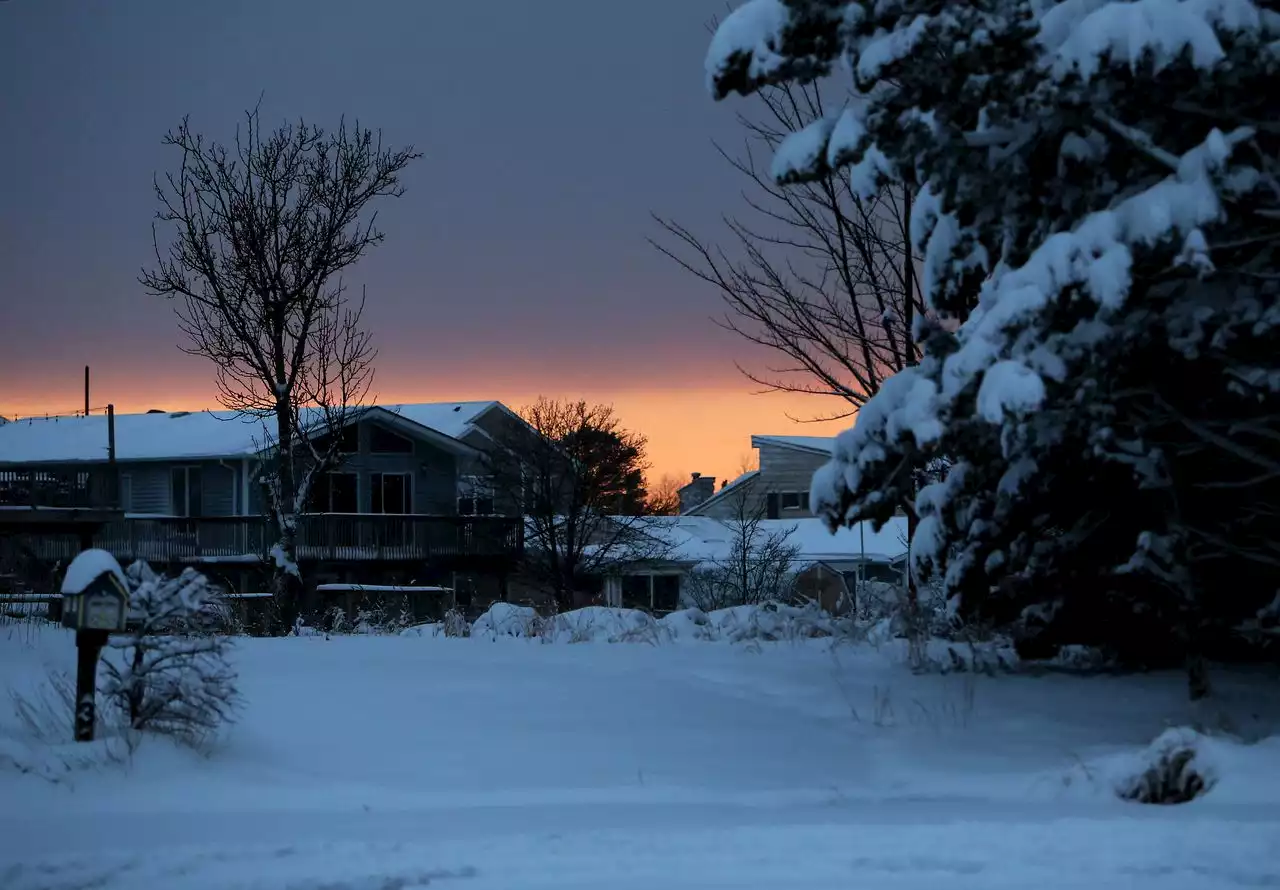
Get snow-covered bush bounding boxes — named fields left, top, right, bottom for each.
left=1117, top=727, right=1219, bottom=805
left=322, top=604, right=351, bottom=636
left=99, top=562, right=240, bottom=749
left=473, top=603, right=539, bottom=638
left=710, top=601, right=834, bottom=643
left=354, top=597, right=413, bottom=635
left=439, top=608, right=471, bottom=638
left=659, top=608, right=717, bottom=641
left=550, top=607, right=664, bottom=644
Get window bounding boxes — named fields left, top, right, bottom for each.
left=308, top=471, right=358, bottom=513
left=781, top=491, right=803, bottom=510
left=370, top=425, right=414, bottom=454
left=652, top=575, right=681, bottom=613
left=457, top=475, right=495, bottom=516
left=170, top=466, right=203, bottom=517
left=371, top=472, right=413, bottom=514
left=119, top=474, right=133, bottom=512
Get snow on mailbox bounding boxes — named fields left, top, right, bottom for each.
left=60, top=549, right=130, bottom=632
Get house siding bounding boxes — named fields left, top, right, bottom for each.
left=202, top=462, right=236, bottom=516
left=754, top=443, right=830, bottom=518
left=458, top=408, right=526, bottom=517
left=297, top=420, right=459, bottom=515
left=687, top=474, right=764, bottom=520
left=123, top=464, right=171, bottom=514
left=20, top=416, right=468, bottom=519
left=118, top=459, right=239, bottom=516
left=685, top=442, right=830, bottom=519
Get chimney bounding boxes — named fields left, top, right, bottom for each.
left=678, top=472, right=716, bottom=513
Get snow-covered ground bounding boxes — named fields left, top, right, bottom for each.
left=2, top=619, right=1278, bottom=889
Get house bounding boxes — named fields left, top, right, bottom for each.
left=0, top=402, right=527, bottom=613
left=679, top=434, right=836, bottom=520
left=596, top=514, right=907, bottom=614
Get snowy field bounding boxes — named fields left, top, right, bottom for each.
left=2, top=616, right=1279, bottom=890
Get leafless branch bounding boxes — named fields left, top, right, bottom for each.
left=651, top=81, right=927, bottom=420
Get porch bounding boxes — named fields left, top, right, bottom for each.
left=18, top=513, right=523, bottom=567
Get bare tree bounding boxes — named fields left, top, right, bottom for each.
left=485, top=398, right=666, bottom=611
left=140, top=107, right=419, bottom=628
left=683, top=483, right=800, bottom=611
left=644, top=473, right=684, bottom=516
left=651, top=81, right=924, bottom=422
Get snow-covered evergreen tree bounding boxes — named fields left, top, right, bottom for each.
left=100, top=562, right=240, bottom=747
left=705, top=0, right=1280, bottom=688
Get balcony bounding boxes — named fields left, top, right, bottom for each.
left=0, top=466, right=120, bottom=512
left=20, top=513, right=523, bottom=566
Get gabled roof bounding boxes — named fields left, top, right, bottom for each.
left=750, top=435, right=836, bottom=456
left=381, top=401, right=503, bottom=441
left=0, top=401, right=502, bottom=465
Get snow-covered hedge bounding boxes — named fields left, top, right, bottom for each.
left=679, top=602, right=835, bottom=643
left=465, top=601, right=840, bottom=644
left=443, top=603, right=1017, bottom=660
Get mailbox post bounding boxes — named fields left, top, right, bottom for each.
left=60, top=549, right=130, bottom=742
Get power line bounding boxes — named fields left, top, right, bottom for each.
left=7, top=405, right=116, bottom=423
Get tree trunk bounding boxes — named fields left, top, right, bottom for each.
left=129, top=643, right=145, bottom=728
left=904, top=506, right=926, bottom=672
left=1186, top=651, right=1211, bottom=701
left=272, top=400, right=303, bottom=634
left=899, top=183, right=927, bottom=672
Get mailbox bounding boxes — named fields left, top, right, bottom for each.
left=60, top=549, right=130, bottom=633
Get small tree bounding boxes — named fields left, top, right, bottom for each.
left=486, top=398, right=666, bottom=610
left=100, top=562, right=240, bottom=749
left=141, top=106, right=419, bottom=630
left=684, top=485, right=800, bottom=611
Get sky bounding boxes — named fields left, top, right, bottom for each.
left=0, top=0, right=850, bottom=485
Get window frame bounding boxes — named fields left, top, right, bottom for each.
left=371, top=471, right=414, bottom=515
left=119, top=473, right=133, bottom=512
left=309, top=470, right=360, bottom=513
left=457, top=474, right=496, bottom=516
left=170, top=465, right=203, bottom=517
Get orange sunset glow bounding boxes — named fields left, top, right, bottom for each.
left=0, top=373, right=852, bottom=489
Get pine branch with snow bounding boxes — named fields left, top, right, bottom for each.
left=707, top=0, right=1280, bottom=685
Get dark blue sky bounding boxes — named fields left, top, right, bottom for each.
left=0, top=1, right=847, bottom=476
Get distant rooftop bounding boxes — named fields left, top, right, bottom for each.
left=750, top=435, right=836, bottom=455
left=0, top=401, right=501, bottom=465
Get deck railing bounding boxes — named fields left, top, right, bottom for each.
left=0, top=466, right=119, bottom=511
left=22, top=513, right=523, bottom=564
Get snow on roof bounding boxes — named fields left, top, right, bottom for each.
left=751, top=435, right=836, bottom=455
left=380, top=402, right=499, bottom=441
left=623, top=515, right=907, bottom=568
left=0, top=402, right=501, bottom=465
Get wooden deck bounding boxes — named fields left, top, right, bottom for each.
left=19, top=514, right=523, bottom=565
left=0, top=466, right=119, bottom=512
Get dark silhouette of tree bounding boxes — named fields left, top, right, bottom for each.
left=140, top=106, right=419, bottom=630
